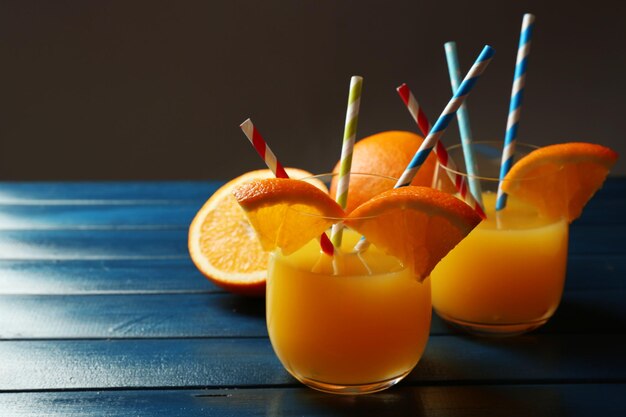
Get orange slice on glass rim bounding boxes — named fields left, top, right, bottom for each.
left=345, top=186, right=482, bottom=281
left=501, top=142, right=618, bottom=222
left=188, top=168, right=316, bottom=296
left=232, top=178, right=345, bottom=255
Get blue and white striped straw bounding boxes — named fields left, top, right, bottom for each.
left=496, top=13, right=536, bottom=211
left=395, top=45, right=495, bottom=188
left=353, top=45, right=494, bottom=254
left=444, top=41, right=483, bottom=207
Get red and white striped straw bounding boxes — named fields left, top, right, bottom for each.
left=240, top=119, right=289, bottom=179
left=239, top=119, right=335, bottom=255
left=396, top=85, right=486, bottom=219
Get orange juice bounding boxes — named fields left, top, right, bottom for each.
left=267, top=229, right=431, bottom=394
left=431, top=192, right=568, bottom=334
left=233, top=171, right=481, bottom=393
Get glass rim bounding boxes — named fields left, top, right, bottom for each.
left=300, top=171, right=398, bottom=182
left=292, top=172, right=398, bottom=221
left=438, top=140, right=563, bottom=182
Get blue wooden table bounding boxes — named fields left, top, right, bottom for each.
left=0, top=179, right=624, bottom=416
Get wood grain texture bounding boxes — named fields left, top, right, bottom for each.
left=0, top=230, right=187, bottom=260
left=0, top=178, right=622, bottom=203
left=0, top=293, right=266, bottom=339
left=0, top=255, right=622, bottom=295
left=0, top=288, right=623, bottom=339
left=0, top=204, right=199, bottom=229
left=1, top=335, right=625, bottom=391
left=565, top=255, right=626, bottom=290
left=0, top=259, right=219, bottom=295
left=0, top=179, right=624, bottom=415
left=0, top=181, right=221, bottom=202
left=0, top=198, right=619, bottom=232
left=1, top=384, right=625, bottom=417
left=0, top=224, right=621, bottom=262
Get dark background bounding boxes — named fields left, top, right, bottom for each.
left=0, top=0, right=624, bottom=180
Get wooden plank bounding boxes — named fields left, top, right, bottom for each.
left=568, top=224, right=626, bottom=255
left=0, top=287, right=623, bottom=339
left=0, top=335, right=624, bottom=390
left=0, top=384, right=624, bottom=417
left=0, top=224, right=621, bottom=261
left=0, top=198, right=619, bottom=230
left=0, top=294, right=266, bottom=339
left=565, top=255, right=626, bottom=290
left=0, top=177, right=621, bottom=202
left=430, top=289, right=626, bottom=335
left=576, top=197, right=626, bottom=225
left=0, top=204, right=199, bottom=230
left=413, top=334, right=626, bottom=384
left=0, top=338, right=286, bottom=390
left=0, top=254, right=622, bottom=296
left=540, top=289, right=626, bottom=334
left=0, top=253, right=620, bottom=298
left=0, top=181, right=221, bottom=203
left=0, top=230, right=187, bottom=260
left=0, top=259, right=220, bottom=295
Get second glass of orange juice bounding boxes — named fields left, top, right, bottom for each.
left=431, top=142, right=569, bottom=336
left=266, top=174, right=432, bottom=395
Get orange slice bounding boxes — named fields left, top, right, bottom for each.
left=233, top=178, right=344, bottom=255
left=188, top=168, right=316, bottom=296
left=344, top=186, right=482, bottom=281
left=501, top=142, right=618, bottom=222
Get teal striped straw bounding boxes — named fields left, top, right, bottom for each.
left=355, top=46, right=494, bottom=253
left=496, top=13, right=536, bottom=210
left=395, top=45, right=495, bottom=188
left=331, top=75, right=363, bottom=247
left=444, top=41, right=483, bottom=208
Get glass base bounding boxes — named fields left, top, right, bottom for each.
left=291, top=370, right=411, bottom=395
left=436, top=309, right=549, bottom=337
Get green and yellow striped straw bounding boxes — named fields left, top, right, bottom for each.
left=331, top=75, right=363, bottom=247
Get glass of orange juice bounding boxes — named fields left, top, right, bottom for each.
left=266, top=173, right=432, bottom=395
left=431, top=142, right=569, bottom=336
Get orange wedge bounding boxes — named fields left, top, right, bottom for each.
left=501, top=142, right=618, bottom=222
left=345, top=186, right=482, bottom=281
left=233, top=178, right=344, bottom=255
left=188, top=168, right=316, bottom=296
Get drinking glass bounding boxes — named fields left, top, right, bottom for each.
left=266, top=173, right=432, bottom=394
left=431, top=141, right=569, bottom=336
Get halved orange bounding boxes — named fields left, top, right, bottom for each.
left=233, top=178, right=344, bottom=255
left=501, top=142, right=618, bottom=222
left=188, top=168, right=316, bottom=296
left=344, top=186, right=482, bottom=281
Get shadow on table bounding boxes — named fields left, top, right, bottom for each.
left=260, top=384, right=568, bottom=417
left=264, top=386, right=427, bottom=416
left=211, top=294, right=266, bottom=318
left=431, top=291, right=626, bottom=336
left=540, top=294, right=626, bottom=334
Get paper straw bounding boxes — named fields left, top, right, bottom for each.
left=331, top=76, right=363, bottom=247
left=444, top=41, right=484, bottom=207
left=240, top=118, right=335, bottom=256
left=395, top=45, right=495, bottom=193
left=496, top=13, right=536, bottom=211
left=396, top=84, right=486, bottom=219
left=240, top=119, right=289, bottom=179
left=354, top=50, right=492, bottom=253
